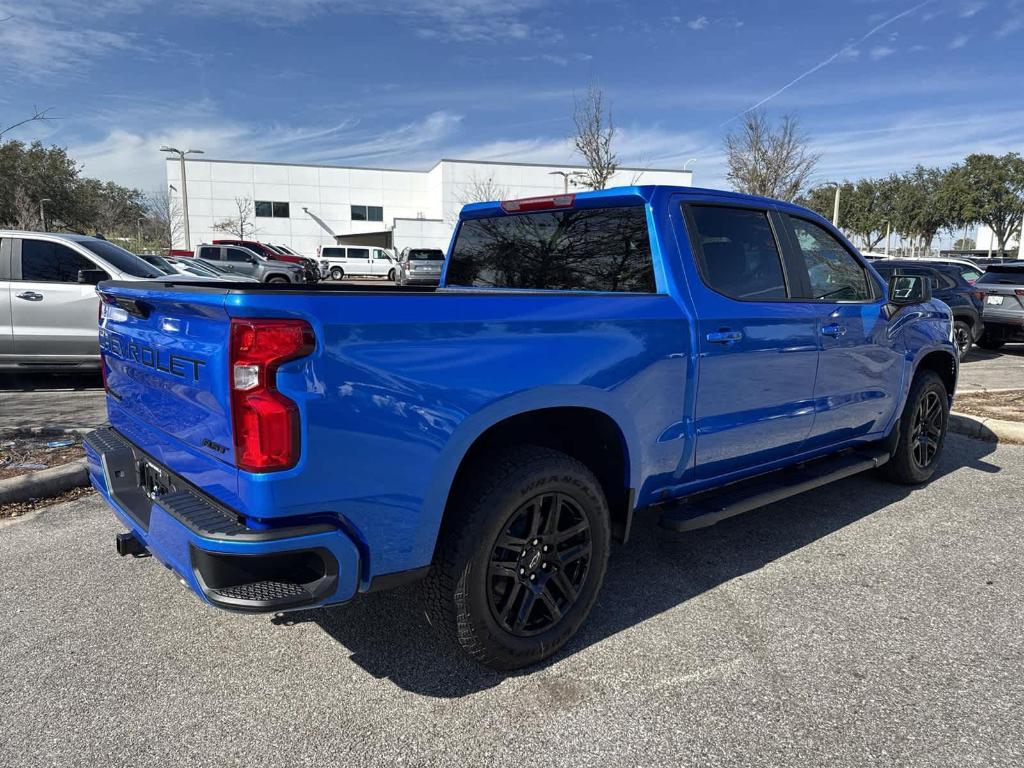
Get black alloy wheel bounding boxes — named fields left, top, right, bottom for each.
left=911, top=390, right=944, bottom=470
left=487, top=492, right=592, bottom=637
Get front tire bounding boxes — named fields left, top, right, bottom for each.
left=266, top=276, right=289, bottom=283
left=426, top=445, right=610, bottom=670
left=953, top=320, right=973, bottom=361
left=883, top=370, right=949, bottom=485
left=977, top=331, right=1005, bottom=351
left=388, top=268, right=396, bottom=281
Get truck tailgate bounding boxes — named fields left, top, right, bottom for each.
left=99, top=283, right=236, bottom=466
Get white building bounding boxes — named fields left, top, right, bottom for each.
left=974, top=224, right=1022, bottom=257
left=165, top=158, right=693, bottom=255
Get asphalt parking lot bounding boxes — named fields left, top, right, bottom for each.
left=1, top=433, right=1022, bottom=767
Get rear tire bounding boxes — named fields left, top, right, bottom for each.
left=425, top=445, right=610, bottom=670
left=882, top=370, right=949, bottom=485
left=330, top=267, right=344, bottom=281
left=953, top=320, right=973, bottom=361
left=976, top=331, right=1005, bottom=351
left=267, top=276, right=289, bottom=283
left=388, top=268, right=396, bottom=281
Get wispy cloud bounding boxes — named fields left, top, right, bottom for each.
left=948, top=34, right=970, bottom=49
left=687, top=15, right=709, bottom=30
left=723, top=1, right=933, bottom=123
left=870, top=45, right=896, bottom=60
left=960, top=1, right=986, bottom=17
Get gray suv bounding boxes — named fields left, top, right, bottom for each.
left=0, top=231, right=163, bottom=369
left=194, top=244, right=305, bottom=283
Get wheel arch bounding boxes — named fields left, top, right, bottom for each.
left=913, top=348, right=958, bottom=404
left=419, top=389, right=641, bottom=563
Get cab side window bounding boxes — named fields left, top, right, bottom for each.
left=788, top=217, right=872, bottom=301
left=225, top=248, right=251, bottom=263
left=687, top=205, right=788, bottom=300
left=20, top=239, right=97, bottom=283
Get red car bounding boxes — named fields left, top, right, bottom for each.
left=212, top=240, right=319, bottom=282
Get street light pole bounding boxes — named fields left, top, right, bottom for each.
left=160, top=146, right=204, bottom=250
left=882, top=220, right=891, bottom=256
left=39, top=198, right=52, bottom=231
left=822, top=182, right=841, bottom=227
left=683, top=157, right=697, bottom=171
left=548, top=170, right=583, bottom=194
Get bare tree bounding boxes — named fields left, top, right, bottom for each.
left=724, top=111, right=820, bottom=201
left=213, top=197, right=257, bottom=240
left=146, top=188, right=183, bottom=250
left=13, top=186, right=40, bottom=230
left=572, top=84, right=618, bottom=191
left=0, top=106, right=55, bottom=140
left=446, top=175, right=510, bottom=225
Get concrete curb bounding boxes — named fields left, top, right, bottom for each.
left=949, top=412, right=1024, bottom=445
left=0, top=426, right=100, bottom=439
left=0, top=459, right=90, bottom=506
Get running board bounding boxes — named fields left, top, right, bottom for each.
left=659, top=447, right=891, bottom=533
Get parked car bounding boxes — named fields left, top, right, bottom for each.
left=164, top=256, right=259, bottom=282
left=918, top=257, right=985, bottom=285
left=395, top=247, right=445, bottom=286
left=213, top=239, right=319, bottom=282
left=136, top=252, right=177, bottom=274
left=0, top=230, right=163, bottom=369
left=871, top=260, right=985, bottom=359
left=271, top=244, right=305, bottom=258
left=318, top=245, right=396, bottom=280
left=88, top=186, right=956, bottom=670
left=194, top=244, right=305, bottom=283
left=975, top=263, right=1024, bottom=350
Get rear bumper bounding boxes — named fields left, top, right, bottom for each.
left=85, top=427, right=361, bottom=613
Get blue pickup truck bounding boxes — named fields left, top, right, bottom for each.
left=86, top=186, right=957, bottom=669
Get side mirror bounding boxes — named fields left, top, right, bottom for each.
left=888, top=273, right=932, bottom=306
left=78, top=269, right=109, bottom=285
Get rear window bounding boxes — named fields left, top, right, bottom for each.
left=446, top=205, right=655, bottom=292
left=79, top=239, right=162, bottom=278
left=978, top=268, right=1024, bottom=285
left=408, top=249, right=444, bottom=261
left=321, top=248, right=345, bottom=258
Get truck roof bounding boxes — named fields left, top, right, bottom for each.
left=461, top=185, right=821, bottom=219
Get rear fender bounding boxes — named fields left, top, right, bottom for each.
left=411, top=386, right=641, bottom=564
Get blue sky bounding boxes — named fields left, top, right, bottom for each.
left=2, top=0, right=1023, bottom=193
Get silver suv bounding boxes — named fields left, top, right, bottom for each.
left=0, top=231, right=163, bottom=370
left=194, top=244, right=306, bottom=283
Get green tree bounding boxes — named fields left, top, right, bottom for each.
left=942, top=153, right=1024, bottom=257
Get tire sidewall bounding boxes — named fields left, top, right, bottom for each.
left=953, top=320, right=972, bottom=361
left=331, top=267, right=343, bottom=281
left=895, top=372, right=949, bottom=483
left=456, top=461, right=610, bottom=668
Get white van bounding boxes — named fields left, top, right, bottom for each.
left=318, top=246, right=396, bottom=281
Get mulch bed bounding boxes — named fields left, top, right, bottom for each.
left=0, top=435, right=85, bottom=481
left=954, top=390, right=1024, bottom=422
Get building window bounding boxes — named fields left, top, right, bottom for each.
left=351, top=205, right=384, bottom=222
left=255, top=200, right=290, bottom=218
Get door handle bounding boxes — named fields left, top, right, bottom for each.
left=821, top=323, right=847, bottom=337
left=15, top=291, right=43, bottom=301
left=706, top=330, right=743, bottom=344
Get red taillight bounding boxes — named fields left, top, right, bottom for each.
left=230, top=318, right=315, bottom=472
left=500, top=194, right=575, bottom=213
left=971, top=290, right=985, bottom=302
